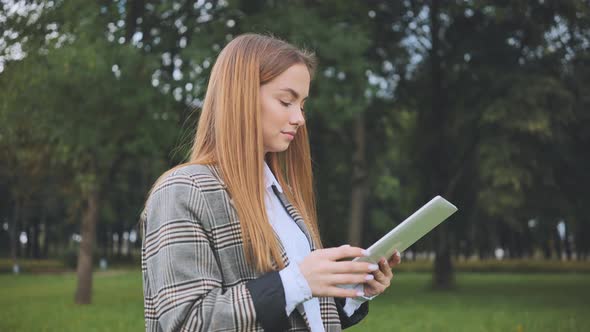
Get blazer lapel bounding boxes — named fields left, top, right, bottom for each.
left=207, top=164, right=292, bottom=269
left=271, top=186, right=340, bottom=331
left=207, top=164, right=327, bottom=331
left=271, top=185, right=315, bottom=251
left=271, top=231, right=290, bottom=270
left=268, top=192, right=313, bottom=331
left=269, top=187, right=317, bottom=331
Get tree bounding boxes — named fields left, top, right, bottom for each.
left=1, top=0, right=180, bottom=303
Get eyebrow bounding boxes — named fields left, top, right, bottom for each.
left=279, top=88, right=308, bottom=101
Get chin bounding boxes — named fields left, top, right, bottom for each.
left=268, top=144, right=290, bottom=153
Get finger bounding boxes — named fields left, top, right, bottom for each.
left=325, top=286, right=366, bottom=298
left=322, top=245, right=369, bottom=261
left=365, top=279, right=386, bottom=293
left=388, top=251, right=401, bottom=267
left=379, top=257, right=393, bottom=279
left=372, top=265, right=387, bottom=283
left=329, top=261, right=379, bottom=274
left=329, top=273, right=374, bottom=285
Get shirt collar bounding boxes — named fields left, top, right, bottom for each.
left=263, top=162, right=284, bottom=193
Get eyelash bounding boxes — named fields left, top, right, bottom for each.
left=280, top=101, right=305, bottom=112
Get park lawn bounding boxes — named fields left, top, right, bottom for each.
left=351, top=273, right=590, bottom=332
left=0, top=271, right=143, bottom=332
left=0, top=271, right=588, bottom=332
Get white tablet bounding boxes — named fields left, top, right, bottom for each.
left=354, top=196, right=458, bottom=264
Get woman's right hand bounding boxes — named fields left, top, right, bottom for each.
left=298, top=244, right=379, bottom=298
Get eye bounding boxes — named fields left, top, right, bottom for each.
left=280, top=99, right=305, bottom=112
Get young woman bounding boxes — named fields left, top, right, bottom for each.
left=141, top=33, right=401, bottom=332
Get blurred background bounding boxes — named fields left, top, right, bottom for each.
left=1, top=0, right=589, bottom=331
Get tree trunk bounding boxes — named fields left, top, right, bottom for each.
left=348, top=112, right=367, bottom=246
left=554, top=224, right=563, bottom=260
left=564, top=221, right=572, bottom=260
left=41, top=222, right=49, bottom=258
left=32, top=221, right=40, bottom=259
left=104, top=229, right=110, bottom=258
left=10, top=198, right=21, bottom=273
left=74, top=187, right=100, bottom=304
left=124, top=0, right=145, bottom=42
left=39, top=209, right=48, bottom=259
left=117, top=230, right=123, bottom=258
left=542, top=239, right=551, bottom=259
left=434, top=225, right=453, bottom=287
left=428, top=0, right=454, bottom=289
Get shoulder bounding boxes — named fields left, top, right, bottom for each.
left=144, top=164, right=227, bottom=228
left=148, top=164, right=231, bottom=207
left=146, top=164, right=222, bottom=211
left=146, top=163, right=227, bottom=214
left=153, top=163, right=226, bottom=194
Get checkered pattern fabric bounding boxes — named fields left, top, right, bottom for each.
left=141, top=164, right=365, bottom=331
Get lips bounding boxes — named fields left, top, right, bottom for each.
left=281, top=131, right=296, bottom=138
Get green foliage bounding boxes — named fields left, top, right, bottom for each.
left=1, top=0, right=182, bottom=235
left=1, top=0, right=589, bottom=272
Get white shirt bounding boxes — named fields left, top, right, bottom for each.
left=263, top=162, right=368, bottom=331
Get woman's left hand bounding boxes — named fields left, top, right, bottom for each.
left=363, top=251, right=401, bottom=297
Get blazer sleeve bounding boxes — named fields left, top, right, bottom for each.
left=334, top=297, right=369, bottom=329
left=142, top=173, right=289, bottom=332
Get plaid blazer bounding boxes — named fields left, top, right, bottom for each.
left=141, top=164, right=368, bottom=332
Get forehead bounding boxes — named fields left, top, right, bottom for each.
left=265, top=64, right=310, bottom=97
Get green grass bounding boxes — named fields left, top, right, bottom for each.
left=351, top=273, right=590, bottom=332
left=4, top=258, right=590, bottom=274
left=0, top=271, right=143, bottom=332
left=0, top=271, right=588, bottom=331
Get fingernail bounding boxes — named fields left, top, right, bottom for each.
left=369, top=264, right=379, bottom=271
left=356, top=291, right=365, bottom=297
left=362, top=249, right=370, bottom=256
left=342, top=244, right=351, bottom=247
left=365, top=274, right=374, bottom=281
left=395, top=251, right=401, bottom=258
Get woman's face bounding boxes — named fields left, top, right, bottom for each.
left=260, top=63, right=310, bottom=154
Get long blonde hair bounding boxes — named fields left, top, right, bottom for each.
left=145, top=34, right=321, bottom=272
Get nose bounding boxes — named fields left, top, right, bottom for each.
left=289, top=108, right=305, bottom=128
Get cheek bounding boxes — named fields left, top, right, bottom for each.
left=261, top=102, right=286, bottom=132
